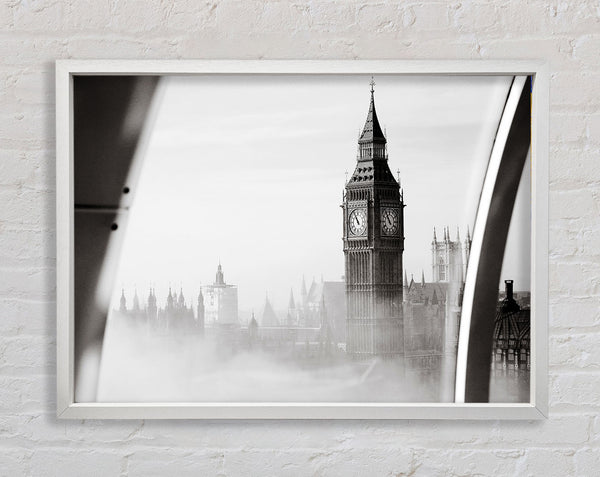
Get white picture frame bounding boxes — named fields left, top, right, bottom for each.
left=56, top=59, right=549, bottom=419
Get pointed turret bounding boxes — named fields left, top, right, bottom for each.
left=132, top=289, right=140, bottom=312
left=119, top=288, right=127, bottom=313
left=261, top=293, right=279, bottom=327
left=178, top=287, right=185, bottom=307
left=147, top=287, right=157, bottom=319
left=286, top=288, right=297, bottom=326
left=301, top=275, right=307, bottom=298
left=319, top=294, right=328, bottom=327
left=421, top=270, right=425, bottom=287
left=166, top=287, right=174, bottom=310
left=456, top=226, right=461, bottom=242
left=464, top=225, right=472, bottom=271
left=215, top=262, right=225, bottom=286
left=197, top=288, right=205, bottom=331
left=358, top=77, right=386, bottom=150
left=197, top=288, right=204, bottom=311
left=433, top=226, right=437, bottom=244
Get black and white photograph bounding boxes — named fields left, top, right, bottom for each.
left=71, top=72, right=532, bottom=407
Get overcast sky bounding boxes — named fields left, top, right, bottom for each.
left=112, top=74, right=530, bottom=316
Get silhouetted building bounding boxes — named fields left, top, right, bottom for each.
left=431, top=226, right=471, bottom=283
left=492, top=280, right=530, bottom=375
left=261, top=294, right=280, bottom=327
left=342, top=79, right=405, bottom=358
left=202, top=263, right=239, bottom=326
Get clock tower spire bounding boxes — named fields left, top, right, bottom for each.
left=342, top=79, right=405, bottom=358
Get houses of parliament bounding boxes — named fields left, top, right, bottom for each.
left=114, top=81, right=530, bottom=390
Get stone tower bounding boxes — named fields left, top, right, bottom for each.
left=342, top=79, right=405, bottom=358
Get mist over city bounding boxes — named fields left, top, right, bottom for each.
left=97, top=75, right=530, bottom=403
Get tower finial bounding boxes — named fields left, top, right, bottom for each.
left=433, top=226, right=437, bottom=242
left=370, top=76, right=375, bottom=94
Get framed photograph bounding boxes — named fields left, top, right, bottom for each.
left=56, top=60, right=548, bottom=419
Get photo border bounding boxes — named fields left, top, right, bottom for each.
left=56, top=60, right=549, bottom=419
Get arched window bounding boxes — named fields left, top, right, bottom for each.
left=438, top=257, right=446, bottom=281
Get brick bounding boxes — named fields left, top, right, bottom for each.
left=520, top=448, right=577, bottom=476
left=550, top=372, right=600, bottom=408
left=0, top=335, right=56, bottom=376
left=550, top=113, right=587, bottom=144
left=309, top=2, right=356, bottom=32
left=478, top=37, right=576, bottom=70
left=572, top=34, right=600, bottom=67
left=575, top=447, right=600, bottom=476
left=550, top=297, right=600, bottom=328
left=11, top=0, right=66, bottom=32
left=551, top=188, right=600, bottom=221
left=551, top=71, right=600, bottom=107
left=414, top=448, right=523, bottom=477
left=65, top=37, right=178, bottom=59
left=356, top=4, right=402, bottom=33
left=0, top=448, right=32, bottom=477
left=0, top=376, right=47, bottom=414
left=550, top=332, right=600, bottom=369
left=549, top=261, right=600, bottom=297
left=550, top=146, right=600, bottom=185
left=126, top=449, right=227, bottom=477
left=0, top=298, right=52, bottom=336
left=30, top=449, right=122, bottom=477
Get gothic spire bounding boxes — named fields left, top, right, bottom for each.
left=288, top=288, right=295, bottom=310
left=456, top=226, right=461, bottom=242
left=359, top=77, right=386, bottom=146
left=433, top=226, right=437, bottom=243
left=119, top=288, right=127, bottom=312
left=421, top=270, right=425, bottom=287
left=262, top=293, right=279, bottom=327
left=133, top=288, right=140, bottom=312
left=215, top=262, right=225, bottom=285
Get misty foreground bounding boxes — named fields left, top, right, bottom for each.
left=97, top=314, right=527, bottom=403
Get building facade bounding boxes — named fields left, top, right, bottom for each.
left=202, top=263, right=239, bottom=326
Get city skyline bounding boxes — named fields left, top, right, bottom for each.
left=111, top=74, right=530, bottom=314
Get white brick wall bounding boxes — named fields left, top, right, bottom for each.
left=0, top=1, right=598, bottom=475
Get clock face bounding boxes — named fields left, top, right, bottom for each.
left=381, top=208, right=400, bottom=235
left=348, top=208, right=367, bottom=236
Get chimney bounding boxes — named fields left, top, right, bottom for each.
left=505, top=280, right=514, bottom=300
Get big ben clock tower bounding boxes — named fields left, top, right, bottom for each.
left=343, top=79, right=405, bottom=358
